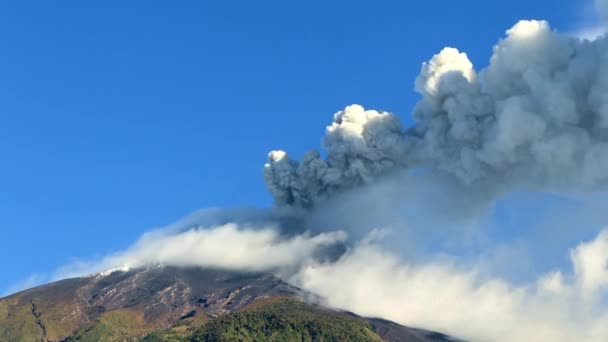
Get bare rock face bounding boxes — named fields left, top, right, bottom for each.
left=0, top=267, right=459, bottom=342
left=0, top=267, right=299, bottom=341
left=81, top=267, right=299, bottom=327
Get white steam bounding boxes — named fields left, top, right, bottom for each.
left=258, top=18, right=608, bottom=341
left=33, top=221, right=608, bottom=342
left=8, top=13, right=608, bottom=342
left=292, top=230, right=608, bottom=342
left=53, top=224, right=346, bottom=279
left=265, top=20, right=608, bottom=207
left=104, top=224, right=345, bottom=271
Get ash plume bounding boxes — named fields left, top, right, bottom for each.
left=265, top=20, right=608, bottom=207
left=10, top=7, right=608, bottom=342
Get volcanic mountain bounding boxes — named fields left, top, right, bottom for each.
left=0, top=266, right=460, bottom=341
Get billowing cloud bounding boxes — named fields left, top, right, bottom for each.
left=259, top=18, right=608, bottom=342
left=7, top=9, right=608, bottom=342
left=291, top=229, right=608, bottom=342
left=53, top=223, right=347, bottom=279
left=105, top=224, right=346, bottom=271
left=41, top=221, right=608, bottom=342
left=7, top=209, right=608, bottom=341
left=265, top=20, right=608, bottom=208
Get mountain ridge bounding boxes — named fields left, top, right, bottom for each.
left=0, top=266, right=459, bottom=341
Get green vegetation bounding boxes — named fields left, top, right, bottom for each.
left=141, top=298, right=384, bottom=342
left=66, top=309, right=147, bottom=342
left=0, top=298, right=42, bottom=342
left=0, top=278, right=92, bottom=341
left=188, top=298, right=383, bottom=342
left=140, top=320, right=201, bottom=342
left=2, top=292, right=384, bottom=342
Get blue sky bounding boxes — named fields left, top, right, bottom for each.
left=0, top=1, right=591, bottom=292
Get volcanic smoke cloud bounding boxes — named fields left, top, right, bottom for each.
left=264, top=20, right=608, bottom=208
left=12, top=15, right=608, bottom=342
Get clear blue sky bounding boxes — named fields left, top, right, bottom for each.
left=0, top=1, right=586, bottom=291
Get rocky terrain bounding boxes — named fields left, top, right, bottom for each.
left=0, top=266, right=459, bottom=341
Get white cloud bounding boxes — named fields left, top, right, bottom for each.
left=53, top=223, right=347, bottom=279
left=572, top=230, right=608, bottom=297
left=6, top=7, right=608, bottom=342
left=6, top=212, right=608, bottom=341
left=291, top=230, right=608, bottom=342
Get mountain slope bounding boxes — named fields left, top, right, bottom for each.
left=0, top=267, right=458, bottom=341
left=88, top=297, right=385, bottom=342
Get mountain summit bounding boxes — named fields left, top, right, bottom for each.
left=0, top=266, right=458, bottom=341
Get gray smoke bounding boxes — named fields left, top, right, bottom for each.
left=598, top=0, right=608, bottom=23
left=264, top=20, right=608, bottom=207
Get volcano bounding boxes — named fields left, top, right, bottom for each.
left=0, top=266, right=459, bottom=341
